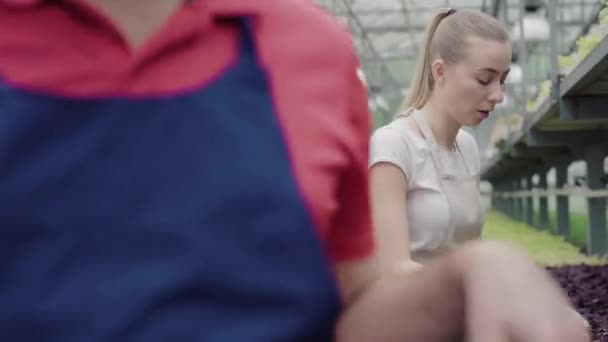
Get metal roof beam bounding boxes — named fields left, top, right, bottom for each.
left=338, top=0, right=403, bottom=95
left=361, top=53, right=417, bottom=62
left=332, top=5, right=482, bottom=16
left=359, top=18, right=590, bottom=34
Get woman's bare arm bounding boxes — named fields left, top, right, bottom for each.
left=369, top=162, right=421, bottom=274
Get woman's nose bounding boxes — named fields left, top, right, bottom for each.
left=489, top=82, right=505, bottom=104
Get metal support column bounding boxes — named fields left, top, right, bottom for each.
left=500, top=182, right=508, bottom=215
left=496, top=182, right=505, bottom=214
left=525, top=175, right=534, bottom=226
left=584, top=144, right=607, bottom=256
left=505, top=181, right=515, bottom=217
left=514, top=179, right=523, bottom=221
left=538, top=170, right=549, bottom=230
left=491, top=182, right=499, bottom=211
left=555, top=162, right=571, bottom=238
left=517, top=0, right=529, bottom=131
left=547, top=0, right=560, bottom=106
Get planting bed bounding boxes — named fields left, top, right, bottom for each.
left=483, top=211, right=606, bottom=341
left=547, top=264, right=608, bottom=342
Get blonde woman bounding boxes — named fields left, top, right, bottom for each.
left=369, top=8, right=511, bottom=273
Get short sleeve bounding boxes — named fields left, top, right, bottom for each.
left=325, top=48, right=375, bottom=263
left=369, top=127, right=413, bottom=181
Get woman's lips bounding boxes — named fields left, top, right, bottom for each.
left=478, top=110, right=490, bottom=118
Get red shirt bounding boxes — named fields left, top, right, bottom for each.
left=0, top=0, right=373, bottom=262
left=0, top=0, right=374, bottom=340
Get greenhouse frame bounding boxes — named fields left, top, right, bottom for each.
left=317, top=0, right=608, bottom=257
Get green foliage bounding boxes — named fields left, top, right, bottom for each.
left=538, top=80, right=552, bottom=99
left=601, top=0, right=608, bottom=25
left=526, top=100, right=537, bottom=112
left=558, top=55, right=576, bottom=71
left=494, top=138, right=506, bottom=151
left=558, top=34, right=604, bottom=72
left=576, top=34, right=604, bottom=60
left=600, top=7, right=608, bottom=25
left=558, top=2, right=608, bottom=73
left=530, top=80, right=552, bottom=111
left=531, top=210, right=589, bottom=250
left=482, top=211, right=605, bottom=266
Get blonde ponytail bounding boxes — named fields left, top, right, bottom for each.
left=401, top=8, right=455, bottom=114
left=396, top=8, right=509, bottom=118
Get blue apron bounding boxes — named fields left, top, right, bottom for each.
left=0, top=18, right=341, bottom=341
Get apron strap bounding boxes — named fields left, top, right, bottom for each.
left=411, top=109, right=441, bottom=150
left=237, top=17, right=257, bottom=60
left=410, top=109, right=474, bottom=178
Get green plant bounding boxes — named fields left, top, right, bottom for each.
left=600, top=7, right=608, bottom=25
left=559, top=54, right=576, bottom=71
left=576, top=34, right=603, bottom=60
left=526, top=100, right=537, bottom=112
left=494, top=138, right=506, bottom=151
left=482, top=210, right=604, bottom=266
left=600, top=0, right=608, bottom=25
left=530, top=80, right=552, bottom=111
left=558, top=2, right=608, bottom=73
left=538, top=80, right=552, bottom=99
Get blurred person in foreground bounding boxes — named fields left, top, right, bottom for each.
left=0, top=0, right=589, bottom=341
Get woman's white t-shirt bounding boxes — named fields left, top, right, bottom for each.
left=369, top=115, right=482, bottom=262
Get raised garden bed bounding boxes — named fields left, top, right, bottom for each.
left=483, top=211, right=607, bottom=341
left=548, top=264, right=608, bottom=342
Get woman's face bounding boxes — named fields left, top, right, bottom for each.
left=434, top=36, right=512, bottom=127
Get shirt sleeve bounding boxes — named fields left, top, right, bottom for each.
left=369, top=126, right=413, bottom=181
left=326, top=50, right=375, bottom=263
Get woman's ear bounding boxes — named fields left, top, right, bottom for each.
left=431, top=58, right=446, bottom=87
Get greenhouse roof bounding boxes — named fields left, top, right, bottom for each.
left=315, top=0, right=604, bottom=104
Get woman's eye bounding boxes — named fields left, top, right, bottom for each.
left=478, top=79, right=491, bottom=86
